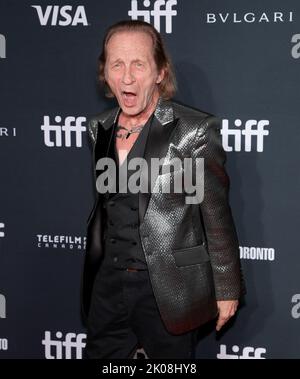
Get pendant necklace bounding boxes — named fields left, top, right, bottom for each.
left=116, top=124, right=144, bottom=140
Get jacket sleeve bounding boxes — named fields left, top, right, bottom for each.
left=193, top=115, right=246, bottom=300
left=87, top=117, right=98, bottom=147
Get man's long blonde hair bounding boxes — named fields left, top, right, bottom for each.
left=98, top=20, right=177, bottom=99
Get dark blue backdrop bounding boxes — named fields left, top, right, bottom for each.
left=0, top=0, right=299, bottom=359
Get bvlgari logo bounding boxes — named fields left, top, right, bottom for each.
left=206, top=11, right=294, bottom=24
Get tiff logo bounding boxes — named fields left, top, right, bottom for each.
left=41, top=116, right=86, bottom=147
left=0, top=294, right=6, bottom=319
left=31, top=5, right=88, bottom=26
left=42, top=331, right=86, bottom=359
left=0, top=222, right=4, bottom=237
left=291, top=34, right=300, bottom=59
left=0, top=34, right=6, bottom=59
left=217, top=344, right=266, bottom=359
left=221, top=119, right=270, bottom=152
left=128, top=0, right=177, bottom=33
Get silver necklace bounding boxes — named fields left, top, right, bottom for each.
left=116, top=124, right=144, bottom=140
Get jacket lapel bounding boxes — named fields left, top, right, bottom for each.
left=94, top=107, right=120, bottom=167
left=139, top=99, right=179, bottom=224
left=93, top=99, right=179, bottom=223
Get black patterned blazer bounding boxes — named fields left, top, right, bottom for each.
left=81, top=98, right=245, bottom=334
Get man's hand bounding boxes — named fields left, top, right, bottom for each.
left=216, top=300, right=239, bottom=331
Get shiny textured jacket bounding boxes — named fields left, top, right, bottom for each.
left=81, top=98, right=245, bottom=335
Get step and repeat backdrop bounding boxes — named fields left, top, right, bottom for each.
left=0, top=0, right=299, bottom=359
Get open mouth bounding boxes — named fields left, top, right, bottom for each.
left=122, top=91, right=137, bottom=98
left=121, top=91, right=138, bottom=107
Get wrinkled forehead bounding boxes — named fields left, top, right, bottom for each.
left=105, top=30, right=155, bottom=55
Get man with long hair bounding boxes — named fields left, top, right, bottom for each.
left=82, top=20, right=245, bottom=359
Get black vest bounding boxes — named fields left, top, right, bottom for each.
left=101, top=115, right=152, bottom=269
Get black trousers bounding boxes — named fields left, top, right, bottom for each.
left=84, top=262, right=198, bottom=359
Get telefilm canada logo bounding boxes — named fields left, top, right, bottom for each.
left=0, top=34, right=6, bottom=59
left=31, top=5, right=89, bottom=26
left=128, top=0, right=177, bottom=33
left=36, top=234, right=86, bottom=250
left=239, top=246, right=275, bottom=261
left=206, top=11, right=294, bottom=24
left=41, top=116, right=86, bottom=147
left=221, top=119, right=270, bottom=153
left=291, top=34, right=300, bottom=59
left=217, top=344, right=266, bottom=359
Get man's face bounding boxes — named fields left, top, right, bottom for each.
left=105, top=31, right=164, bottom=117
